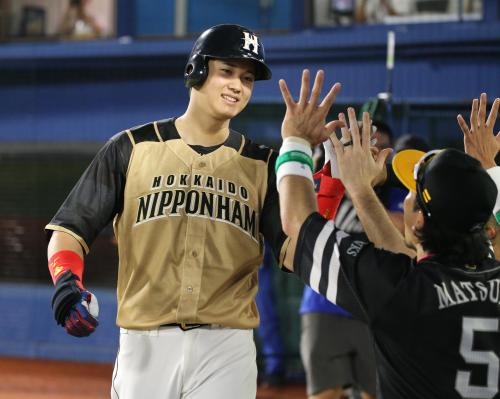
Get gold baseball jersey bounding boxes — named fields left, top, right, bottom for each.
left=46, top=119, right=288, bottom=329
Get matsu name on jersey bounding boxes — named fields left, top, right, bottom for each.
left=434, top=278, right=500, bottom=309
left=135, top=174, right=258, bottom=240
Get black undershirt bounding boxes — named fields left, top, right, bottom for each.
left=189, top=144, right=223, bottom=155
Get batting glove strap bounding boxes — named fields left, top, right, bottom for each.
left=51, top=270, right=82, bottom=326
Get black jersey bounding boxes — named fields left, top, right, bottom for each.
left=295, top=212, right=500, bottom=399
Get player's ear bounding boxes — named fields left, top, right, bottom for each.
left=414, top=211, right=425, bottom=232
left=485, top=224, right=496, bottom=240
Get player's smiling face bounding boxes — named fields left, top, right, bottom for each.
left=196, top=58, right=255, bottom=120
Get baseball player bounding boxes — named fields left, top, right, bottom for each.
left=45, top=24, right=292, bottom=399
left=276, top=71, right=500, bottom=398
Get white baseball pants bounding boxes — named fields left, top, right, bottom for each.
left=111, top=326, right=257, bottom=399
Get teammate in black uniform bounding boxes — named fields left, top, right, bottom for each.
left=275, top=71, right=500, bottom=399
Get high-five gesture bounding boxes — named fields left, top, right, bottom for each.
left=328, top=108, right=411, bottom=256
left=329, top=109, right=392, bottom=195
left=279, top=69, right=343, bottom=146
left=457, top=93, right=500, bottom=169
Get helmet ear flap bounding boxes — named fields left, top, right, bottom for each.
left=184, top=54, right=208, bottom=89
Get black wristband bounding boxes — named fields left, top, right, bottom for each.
left=51, top=270, right=82, bottom=325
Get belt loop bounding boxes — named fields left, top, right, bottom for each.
left=149, top=328, right=159, bottom=336
left=159, top=323, right=209, bottom=331
left=180, top=322, right=204, bottom=331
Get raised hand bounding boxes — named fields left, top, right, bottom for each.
left=457, top=93, right=500, bottom=169
left=279, top=69, right=343, bottom=146
left=329, top=109, right=392, bottom=195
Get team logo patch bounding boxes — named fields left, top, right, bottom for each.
left=242, top=32, right=259, bottom=55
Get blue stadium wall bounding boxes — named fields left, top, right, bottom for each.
left=1, top=17, right=499, bottom=144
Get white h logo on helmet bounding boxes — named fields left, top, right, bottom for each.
left=242, top=32, right=259, bottom=55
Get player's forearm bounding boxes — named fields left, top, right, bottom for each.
left=349, top=186, right=415, bottom=257
left=47, top=230, right=86, bottom=288
left=279, top=175, right=318, bottom=271
left=282, top=238, right=297, bottom=271
left=48, top=232, right=97, bottom=336
left=48, top=231, right=84, bottom=259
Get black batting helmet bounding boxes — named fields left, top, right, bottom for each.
left=184, top=24, right=272, bottom=89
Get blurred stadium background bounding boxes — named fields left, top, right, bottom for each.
left=0, top=0, right=499, bottom=397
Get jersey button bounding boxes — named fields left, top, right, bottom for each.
left=187, top=286, right=193, bottom=293
left=192, top=250, right=198, bottom=258
left=198, top=161, right=206, bottom=168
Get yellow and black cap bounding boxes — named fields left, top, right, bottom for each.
left=392, top=148, right=497, bottom=233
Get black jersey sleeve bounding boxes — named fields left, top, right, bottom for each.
left=260, top=149, right=289, bottom=266
left=45, top=132, right=132, bottom=253
left=294, top=212, right=414, bottom=322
